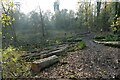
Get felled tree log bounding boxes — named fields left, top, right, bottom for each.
left=22, top=44, right=66, bottom=58
left=41, top=45, right=68, bottom=58
left=22, top=45, right=68, bottom=61
left=21, top=52, right=48, bottom=61
left=21, top=49, right=58, bottom=61
left=94, top=40, right=120, bottom=45
left=31, top=55, right=59, bottom=72
left=67, top=38, right=82, bottom=43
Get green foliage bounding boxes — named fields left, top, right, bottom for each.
left=2, top=46, right=31, bottom=78
left=1, top=0, right=17, bottom=48
left=111, top=17, right=120, bottom=33
left=94, top=34, right=120, bottom=41
left=1, top=13, right=14, bottom=27
left=1, top=0, right=15, bottom=27
left=105, top=34, right=120, bottom=41
left=69, top=41, right=86, bottom=51
left=75, top=41, right=86, bottom=50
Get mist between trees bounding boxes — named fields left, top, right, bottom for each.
left=2, top=1, right=120, bottom=49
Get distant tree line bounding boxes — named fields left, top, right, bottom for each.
left=1, top=0, right=120, bottom=48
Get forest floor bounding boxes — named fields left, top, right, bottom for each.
left=35, top=32, right=120, bottom=79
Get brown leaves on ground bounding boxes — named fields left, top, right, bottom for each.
left=34, top=35, right=120, bottom=79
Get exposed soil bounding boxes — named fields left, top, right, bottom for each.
left=35, top=33, right=120, bottom=79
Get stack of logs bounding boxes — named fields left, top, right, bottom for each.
left=22, top=45, right=69, bottom=72
left=22, top=37, right=82, bottom=73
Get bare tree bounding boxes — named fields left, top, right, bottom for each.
left=38, top=6, right=46, bottom=46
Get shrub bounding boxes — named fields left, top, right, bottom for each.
left=94, top=34, right=120, bottom=41
left=74, top=41, right=86, bottom=50
left=105, top=34, right=119, bottom=41
left=2, top=46, right=31, bottom=78
left=68, top=41, right=86, bottom=52
left=111, top=17, right=120, bottom=34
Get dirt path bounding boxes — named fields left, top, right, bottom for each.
left=36, top=33, right=120, bottom=79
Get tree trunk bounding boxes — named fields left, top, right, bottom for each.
left=39, top=7, right=45, bottom=38
left=11, top=14, right=17, bottom=46
left=103, top=2, right=107, bottom=31
left=97, top=2, right=101, bottom=17
left=39, top=6, right=46, bottom=47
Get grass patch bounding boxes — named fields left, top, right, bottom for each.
left=75, top=41, right=86, bottom=50
left=68, top=41, right=86, bottom=52
left=94, top=34, right=120, bottom=41
left=105, top=34, right=120, bottom=41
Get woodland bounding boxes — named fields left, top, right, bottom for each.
left=1, top=0, right=120, bottom=79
